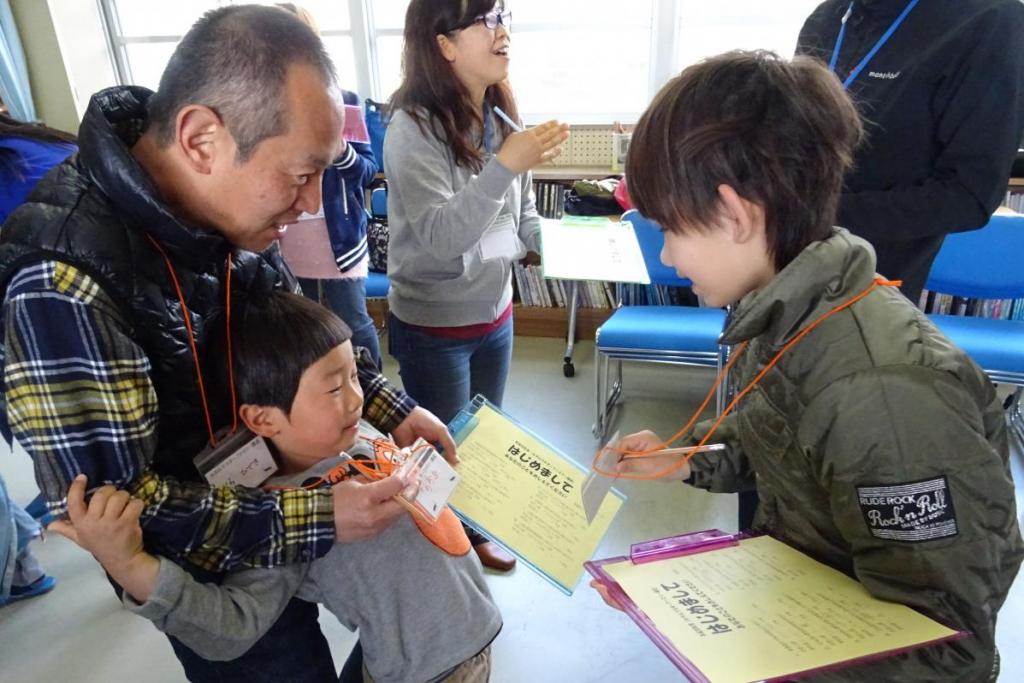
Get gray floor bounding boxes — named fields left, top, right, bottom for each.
left=1, top=335, right=1022, bottom=682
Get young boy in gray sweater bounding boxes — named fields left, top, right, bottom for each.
left=54, top=291, right=501, bottom=683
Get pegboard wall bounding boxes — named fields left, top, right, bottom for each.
left=556, top=125, right=613, bottom=166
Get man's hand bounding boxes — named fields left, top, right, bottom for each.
left=48, top=474, right=160, bottom=602
left=332, top=474, right=418, bottom=542
left=391, top=406, right=458, bottom=464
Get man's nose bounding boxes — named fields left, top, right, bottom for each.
left=294, top=175, right=322, bottom=215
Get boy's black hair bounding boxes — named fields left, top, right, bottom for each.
left=222, top=290, right=352, bottom=413
left=627, top=50, right=864, bottom=271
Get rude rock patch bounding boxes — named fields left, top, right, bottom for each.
left=856, top=476, right=958, bottom=543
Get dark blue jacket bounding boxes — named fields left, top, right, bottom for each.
left=0, top=137, right=76, bottom=224
left=323, top=90, right=378, bottom=274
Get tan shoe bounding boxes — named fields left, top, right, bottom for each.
left=473, top=541, right=516, bottom=572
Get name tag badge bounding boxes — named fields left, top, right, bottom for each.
left=392, top=438, right=460, bottom=521
left=479, top=214, right=522, bottom=262
left=193, top=427, right=279, bottom=488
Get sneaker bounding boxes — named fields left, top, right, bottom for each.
left=0, top=575, right=56, bottom=607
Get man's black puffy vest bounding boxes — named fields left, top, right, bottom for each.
left=0, top=86, right=288, bottom=479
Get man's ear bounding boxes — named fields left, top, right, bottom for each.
left=175, top=105, right=228, bottom=175
left=717, top=184, right=765, bottom=245
left=239, top=403, right=286, bottom=438
left=436, top=33, right=457, bottom=62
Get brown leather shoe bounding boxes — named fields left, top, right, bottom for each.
left=473, top=541, right=516, bottom=572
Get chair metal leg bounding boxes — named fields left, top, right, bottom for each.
left=715, top=344, right=726, bottom=416
left=593, top=346, right=606, bottom=438
left=594, top=353, right=624, bottom=440
left=563, top=281, right=579, bottom=377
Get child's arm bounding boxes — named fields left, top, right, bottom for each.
left=52, top=475, right=308, bottom=661
left=682, top=414, right=752, bottom=492
left=813, top=367, right=1016, bottom=679
left=336, top=138, right=379, bottom=188
left=124, top=555, right=307, bottom=660
left=615, top=417, right=752, bottom=492
left=49, top=474, right=160, bottom=602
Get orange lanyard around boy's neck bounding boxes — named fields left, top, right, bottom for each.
left=265, top=437, right=405, bottom=492
left=592, top=276, right=902, bottom=480
left=146, top=234, right=238, bottom=447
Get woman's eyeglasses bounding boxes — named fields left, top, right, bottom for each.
left=476, top=9, right=511, bottom=30
left=451, top=9, right=511, bottom=33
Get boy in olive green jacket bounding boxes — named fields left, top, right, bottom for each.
left=595, top=50, right=1022, bottom=682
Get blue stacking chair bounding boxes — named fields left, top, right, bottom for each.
left=924, top=214, right=1024, bottom=447
left=593, top=210, right=727, bottom=439
left=370, top=186, right=388, bottom=219
left=366, top=186, right=390, bottom=299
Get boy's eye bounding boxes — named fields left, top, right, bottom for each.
left=296, top=175, right=310, bottom=185
left=328, top=385, right=343, bottom=394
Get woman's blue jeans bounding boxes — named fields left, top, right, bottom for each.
left=298, top=277, right=381, bottom=368
left=387, top=313, right=513, bottom=425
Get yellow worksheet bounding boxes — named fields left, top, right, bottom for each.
left=449, top=402, right=623, bottom=593
left=601, top=535, right=960, bottom=682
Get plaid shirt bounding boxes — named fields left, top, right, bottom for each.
left=1, top=260, right=415, bottom=571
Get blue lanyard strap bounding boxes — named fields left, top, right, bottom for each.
left=829, top=0, right=921, bottom=90
left=483, top=104, right=495, bottom=154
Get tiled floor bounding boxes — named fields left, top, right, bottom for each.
left=1, top=336, right=1022, bottom=682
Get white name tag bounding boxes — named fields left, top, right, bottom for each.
left=393, top=438, right=460, bottom=521
left=193, top=428, right=279, bottom=488
left=479, top=214, right=522, bottom=262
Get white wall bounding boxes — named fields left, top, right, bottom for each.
left=48, top=0, right=118, bottom=116
left=10, top=0, right=117, bottom=133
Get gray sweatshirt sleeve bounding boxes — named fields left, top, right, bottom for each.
left=122, top=557, right=309, bottom=661
left=384, top=110, right=518, bottom=261
left=518, top=169, right=543, bottom=253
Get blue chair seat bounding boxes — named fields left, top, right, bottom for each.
left=597, top=306, right=725, bottom=354
left=366, top=271, right=390, bottom=298
left=929, top=314, right=1024, bottom=376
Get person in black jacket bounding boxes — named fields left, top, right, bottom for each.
left=796, top=0, right=1024, bottom=303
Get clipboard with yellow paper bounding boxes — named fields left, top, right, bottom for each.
left=586, top=531, right=965, bottom=682
left=447, top=395, right=625, bottom=594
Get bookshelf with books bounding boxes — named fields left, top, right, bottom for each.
left=917, top=177, right=1023, bottom=321
left=1005, top=177, right=1024, bottom=212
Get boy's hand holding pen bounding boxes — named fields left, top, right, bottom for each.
left=597, top=431, right=726, bottom=482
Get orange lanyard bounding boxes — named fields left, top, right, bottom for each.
left=593, top=276, right=902, bottom=480
left=146, top=234, right=238, bottom=447
left=264, top=437, right=405, bottom=491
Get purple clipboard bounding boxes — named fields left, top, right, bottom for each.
left=584, top=529, right=968, bottom=682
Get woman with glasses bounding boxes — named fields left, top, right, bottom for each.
left=385, top=0, right=569, bottom=572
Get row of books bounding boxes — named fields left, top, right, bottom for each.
left=1004, top=189, right=1024, bottom=213
left=534, top=181, right=567, bottom=219
left=619, top=283, right=696, bottom=307
left=918, top=290, right=1024, bottom=321
left=512, top=263, right=616, bottom=309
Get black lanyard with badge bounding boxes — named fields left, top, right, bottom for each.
left=828, top=0, right=921, bottom=90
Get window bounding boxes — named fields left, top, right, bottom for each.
left=676, top=1, right=822, bottom=68
left=507, top=0, right=654, bottom=123
left=100, top=1, right=828, bottom=123
left=101, top=0, right=357, bottom=94
left=368, top=1, right=410, bottom=105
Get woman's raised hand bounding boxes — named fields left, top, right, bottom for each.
left=496, top=120, right=570, bottom=174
